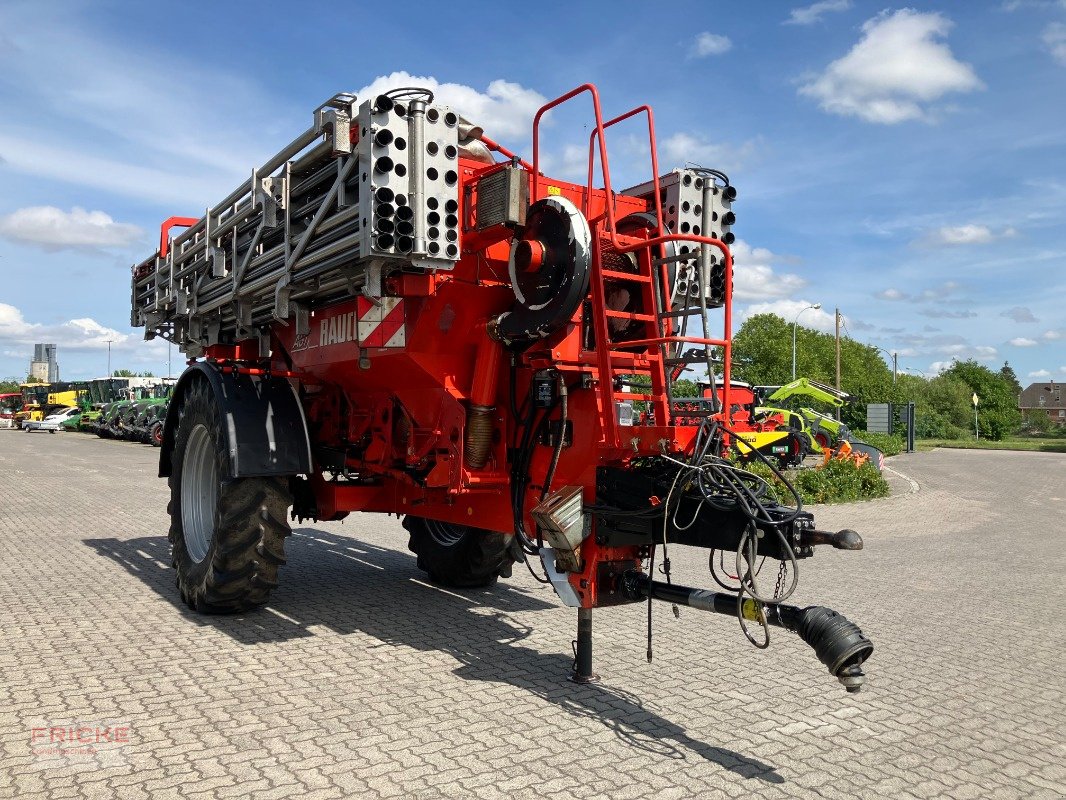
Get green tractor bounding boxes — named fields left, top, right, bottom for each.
left=93, top=379, right=174, bottom=439
left=122, top=383, right=173, bottom=443
left=755, top=379, right=852, bottom=452
left=80, top=378, right=132, bottom=434
left=138, top=401, right=168, bottom=446
left=755, top=378, right=885, bottom=471
left=96, top=400, right=131, bottom=438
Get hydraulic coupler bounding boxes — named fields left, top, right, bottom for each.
left=621, top=572, right=874, bottom=692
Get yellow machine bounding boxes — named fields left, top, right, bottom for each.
left=14, top=383, right=84, bottom=427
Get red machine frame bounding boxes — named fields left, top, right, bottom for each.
left=187, top=83, right=733, bottom=610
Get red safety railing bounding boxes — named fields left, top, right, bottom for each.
left=158, top=216, right=199, bottom=259
left=531, top=84, right=735, bottom=443
left=586, top=105, right=664, bottom=236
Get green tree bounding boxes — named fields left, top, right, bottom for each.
left=942, top=359, right=1022, bottom=440
left=111, top=369, right=154, bottom=377
left=1025, top=409, right=1052, bottom=434
left=998, top=361, right=1022, bottom=396
left=731, top=313, right=893, bottom=429
left=673, top=378, right=699, bottom=398
left=907, top=373, right=971, bottom=439
left=24, top=374, right=45, bottom=383
left=0, top=377, right=21, bottom=393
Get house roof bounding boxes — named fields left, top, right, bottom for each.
left=1019, top=381, right=1065, bottom=410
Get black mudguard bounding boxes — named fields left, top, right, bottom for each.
left=159, top=362, right=312, bottom=478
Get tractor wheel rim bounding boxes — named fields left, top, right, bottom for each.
left=426, top=519, right=465, bottom=547
left=152, top=424, right=163, bottom=446
left=181, top=424, right=218, bottom=564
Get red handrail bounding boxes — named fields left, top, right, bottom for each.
left=532, top=84, right=615, bottom=226
left=586, top=105, right=664, bottom=236
left=478, top=134, right=533, bottom=171
left=530, top=84, right=735, bottom=429
left=158, top=216, right=199, bottom=259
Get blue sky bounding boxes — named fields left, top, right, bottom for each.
left=0, top=0, right=1063, bottom=383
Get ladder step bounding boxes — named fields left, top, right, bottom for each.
left=602, top=269, right=652, bottom=283
left=659, top=306, right=706, bottom=319
left=653, top=253, right=697, bottom=267
left=615, top=392, right=657, bottom=401
left=663, top=355, right=720, bottom=366
left=604, top=309, right=656, bottom=322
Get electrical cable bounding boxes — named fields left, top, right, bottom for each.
left=539, top=380, right=568, bottom=501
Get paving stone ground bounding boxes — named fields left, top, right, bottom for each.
left=0, top=430, right=1063, bottom=799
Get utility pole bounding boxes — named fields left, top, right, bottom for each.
left=892, top=352, right=898, bottom=387
left=106, top=340, right=113, bottom=377
left=835, top=308, right=841, bottom=421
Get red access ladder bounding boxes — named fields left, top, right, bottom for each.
left=531, top=85, right=735, bottom=449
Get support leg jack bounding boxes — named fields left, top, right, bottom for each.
left=569, top=607, right=600, bottom=684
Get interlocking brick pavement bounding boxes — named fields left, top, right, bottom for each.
left=0, top=430, right=1063, bottom=799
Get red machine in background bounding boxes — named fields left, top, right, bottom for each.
left=131, top=83, right=872, bottom=692
left=672, top=381, right=813, bottom=468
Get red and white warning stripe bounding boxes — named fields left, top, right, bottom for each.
left=356, top=296, right=405, bottom=348
left=315, top=297, right=406, bottom=350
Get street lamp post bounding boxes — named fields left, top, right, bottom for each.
left=875, top=347, right=898, bottom=386
left=106, top=340, right=113, bottom=377
left=792, top=303, right=822, bottom=380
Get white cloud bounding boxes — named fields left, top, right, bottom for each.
left=730, top=240, right=808, bottom=301
left=354, top=72, right=546, bottom=141
left=689, top=32, right=733, bottom=58
left=659, top=132, right=758, bottom=173
left=1043, top=330, right=1063, bottom=340
left=799, top=9, right=983, bottom=123
left=785, top=1, right=852, bottom=26
left=1009, top=337, right=1039, bottom=347
left=1002, top=306, right=1038, bottom=323
left=0, top=12, right=542, bottom=210
left=0, top=132, right=246, bottom=208
left=0, top=302, right=127, bottom=350
left=0, top=13, right=273, bottom=208
left=0, top=302, right=168, bottom=375
left=1043, top=22, right=1066, bottom=65
left=739, top=299, right=839, bottom=333
left=928, top=361, right=952, bottom=374
left=1029, top=369, right=1052, bottom=378
left=920, top=281, right=964, bottom=300
left=937, top=343, right=998, bottom=361
left=876, top=288, right=907, bottom=300
left=0, top=206, right=141, bottom=252
left=917, top=224, right=1016, bottom=246
left=539, top=143, right=589, bottom=182
left=876, top=281, right=967, bottom=303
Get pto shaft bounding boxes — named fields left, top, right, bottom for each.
left=621, top=572, right=874, bottom=692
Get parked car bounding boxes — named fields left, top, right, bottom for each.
left=23, top=406, right=80, bottom=433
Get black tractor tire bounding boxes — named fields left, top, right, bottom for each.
left=782, top=431, right=811, bottom=468
left=168, top=380, right=292, bottom=613
left=404, top=517, right=514, bottom=588
left=149, top=420, right=164, bottom=447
